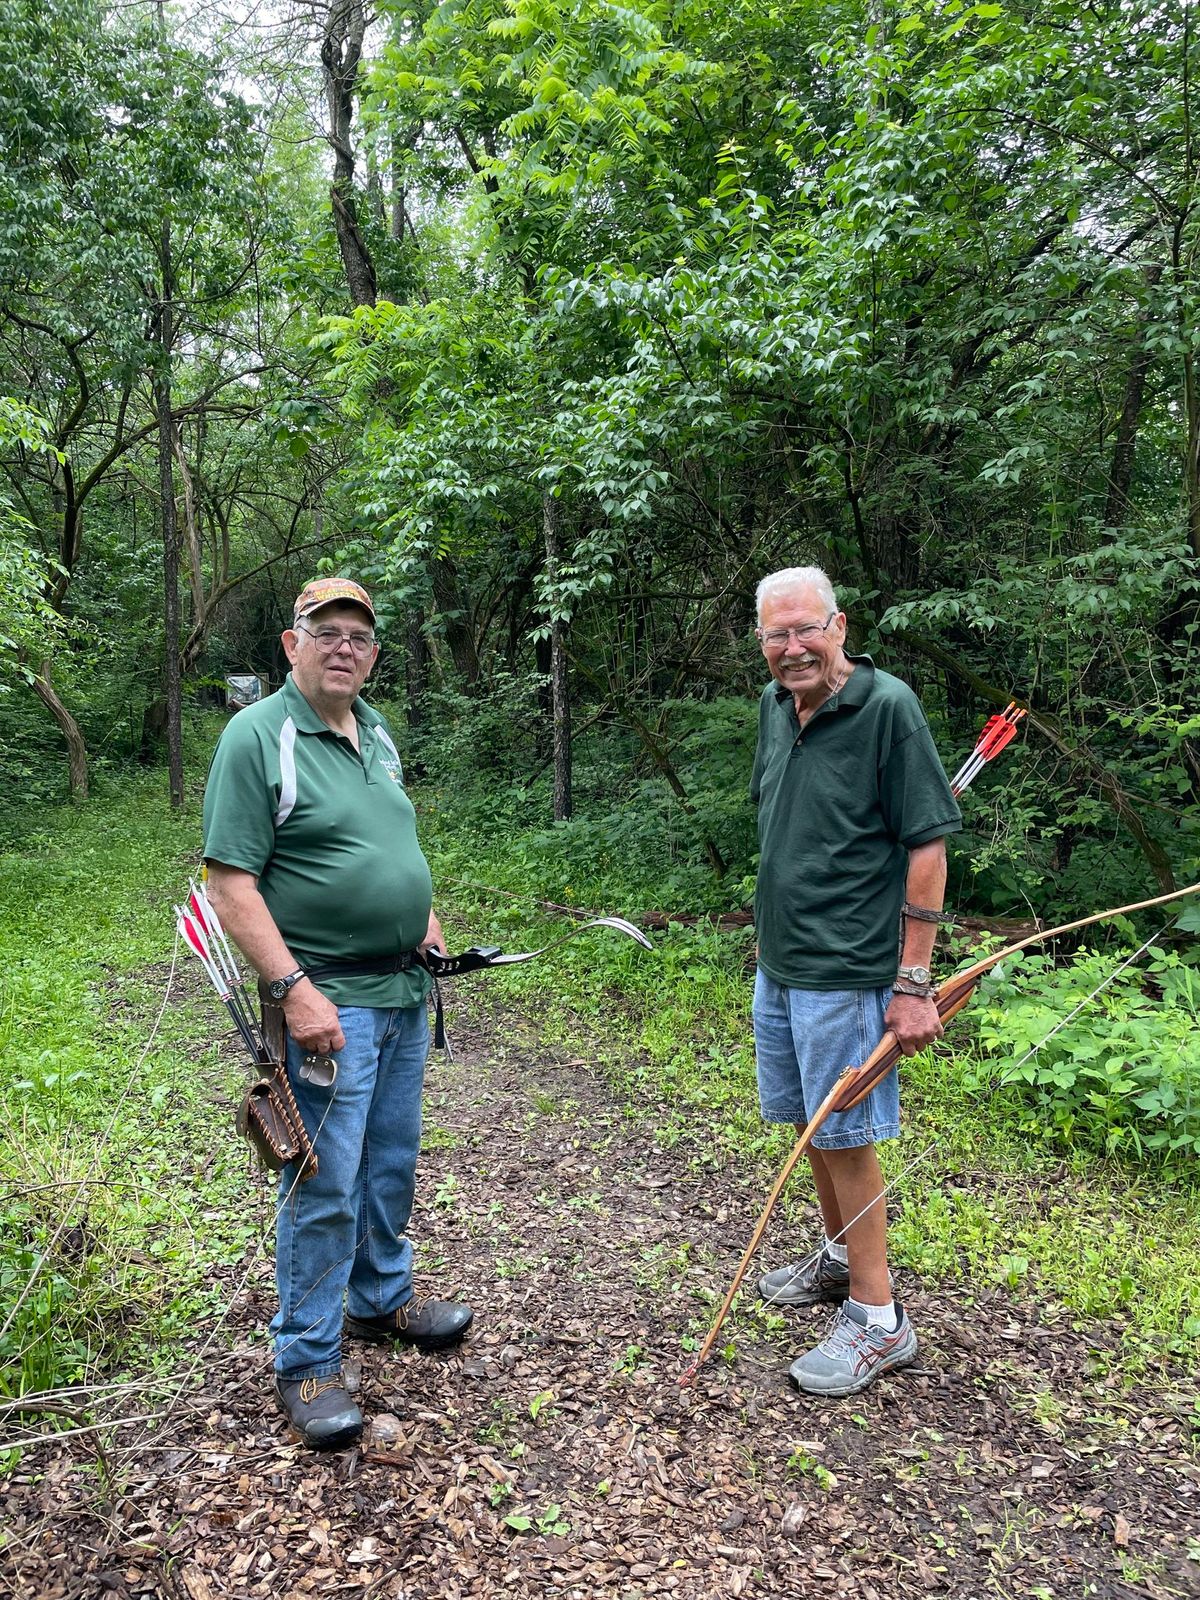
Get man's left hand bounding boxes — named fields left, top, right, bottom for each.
left=885, top=992, right=944, bottom=1056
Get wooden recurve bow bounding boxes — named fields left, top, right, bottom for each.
left=679, top=882, right=1200, bottom=1386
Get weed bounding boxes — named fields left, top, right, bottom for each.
left=422, top=1125, right=461, bottom=1152
left=528, top=1389, right=555, bottom=1422
left=504, top=1503, right=571, bottom=1537
left=494, top=1254, right=535, bottom=1280
left=1031, top=1390, right=1066, bottom=1431
left=614, top=1344, right=648, bottom=1376
left=785, top=1449, right=837, bottom=1491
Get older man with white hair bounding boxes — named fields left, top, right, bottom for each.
left=750, top=565, right=961, bottom=1396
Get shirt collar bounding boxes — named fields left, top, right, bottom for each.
left=772, top=652, right=875, bottom=709
left=280, top=672, right=380, bottom=734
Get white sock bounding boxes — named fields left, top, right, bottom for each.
left=824, top=1236, right=849, bottom=1266
left=849, top=1296, right=897, bottom=1330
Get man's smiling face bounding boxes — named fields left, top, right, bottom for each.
left=758, top=585, right=847, bottom=705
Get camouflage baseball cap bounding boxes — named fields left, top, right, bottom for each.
left=293, top=577, right=376, bottom=624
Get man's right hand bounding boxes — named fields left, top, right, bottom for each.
left=281, top=978, right=345, bottom=1054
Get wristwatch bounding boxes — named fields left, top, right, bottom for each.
left=895, top=964, right=934, bottom=999
left=897, top=964, right=932, bottom=987
left=267, top=969, right=307, bottom=1002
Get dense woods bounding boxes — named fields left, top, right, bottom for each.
left=2, top=0, right=1198, bottom=905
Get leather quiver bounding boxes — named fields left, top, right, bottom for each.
left=237, top=995, right=318, bottom=1181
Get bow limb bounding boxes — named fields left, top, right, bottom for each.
left=679, top=1065, right=860, bottom=1387
left=947, top=883, right=1200, bottom=992
left=483, top=915, right=653, bottom=965
left=421, top=917, right=653, bottom=979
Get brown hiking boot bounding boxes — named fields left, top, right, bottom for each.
left=345, top=1294, right=473, bottom=1352
left=274, top=1375, right=363, bottom=1451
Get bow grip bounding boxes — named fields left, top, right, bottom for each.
left=830, top=976, right=980, bottom=1113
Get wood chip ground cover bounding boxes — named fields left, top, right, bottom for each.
left=3, top=1004, right=1198, bottom=1599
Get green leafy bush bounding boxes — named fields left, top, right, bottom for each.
left=970, top=944, right=1200, bottom=1162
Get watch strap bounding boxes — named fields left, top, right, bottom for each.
left=893, top=976, right=935, bottom=998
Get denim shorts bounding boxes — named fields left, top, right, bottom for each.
left=752, top=969, right=900, bottom=1149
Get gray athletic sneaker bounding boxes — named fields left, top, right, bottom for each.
left=758, top=1249, right=851, bottom=1307
left=788, top=1300, right=918, bottom=1397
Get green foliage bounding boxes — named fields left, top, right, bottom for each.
left=403, top=687, right=758, bottom=910
left=0, top=398, right=66, bottom=677
left=331, top=0, right=1200, bottom=903
left=972, top=944, right=1200, bottom=1162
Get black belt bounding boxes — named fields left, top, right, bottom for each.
left=304, top=950, right=420, bottom=981
left=303, top=920, right=653, bottom=1056
left=302, top=946, right=505, bottom=1054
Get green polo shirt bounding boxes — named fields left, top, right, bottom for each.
left=751, top=656, right=961, bottom=990
left=202, top=674, right=433, bottom=1008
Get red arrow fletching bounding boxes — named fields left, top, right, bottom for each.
left=979, top=716, right=1021, bottom=760
left=178, top=909, right=211, bottom=964
left=972, top=712, right=1006, bottom=753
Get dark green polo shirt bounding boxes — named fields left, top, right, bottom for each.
left=202, top=674, right=433, bottom=1008
left=751, top=656, right=961, bottom=990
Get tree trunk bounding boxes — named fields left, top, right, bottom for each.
left=406, top=607, right=427, bottom=731
left=430, top=557, right=481, bottom=686
left=543, top=493, right=572, bottom=821
left=534, top=631, right=552, bottom=757
left=1183, top=342, right=1200, bottom=560
left=172, top=423, right=205, bottom=624
left=321, top=0, right=377, bottom=308
left=30, top=662, right=88, bottom=800
left=1104, top=266, right=1162, bottom=527
left=156, top=210, right=185, bottom=807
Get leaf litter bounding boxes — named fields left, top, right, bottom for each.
left=3, top=1000, right=1198, bottom=1599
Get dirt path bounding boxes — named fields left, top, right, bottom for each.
left=5, top=1003, right=1198, bottom=1600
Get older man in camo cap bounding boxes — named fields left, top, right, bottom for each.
left=202, top=577, right=472, bottom=1450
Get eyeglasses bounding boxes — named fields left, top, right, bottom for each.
left=297, top=623, right=377, bottom=656
left=755, top=613, right=837, bottom=648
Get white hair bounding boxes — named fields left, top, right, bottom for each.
left=755, top=566, right=838, bottom=623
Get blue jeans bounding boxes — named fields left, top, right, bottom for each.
left=752, top=970, right=900, bottom=1149
left=271, top=1004, right=429, bottom=1378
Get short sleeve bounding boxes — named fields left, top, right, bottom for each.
left=879, top=720, right=962, bottom=848
left=202, top=716, right=277, bottom=877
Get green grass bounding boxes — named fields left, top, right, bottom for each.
left=0, top=775, right=263, bottom=1410
left=2, top=765, right=1196, bottom=1427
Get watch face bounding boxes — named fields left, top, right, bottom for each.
left=902, top=966, right=931, bottom=984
